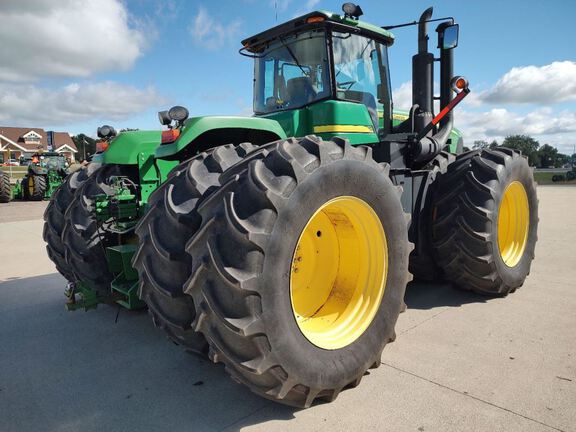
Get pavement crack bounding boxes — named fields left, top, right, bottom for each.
left=399, top=310, right=448, bottom=336
left=380, top=362, right=567, bottom=432
left=217, top=403, right=271, bottom=432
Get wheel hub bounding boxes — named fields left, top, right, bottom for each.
left=290, top=196, right=388, bottom=350
left=498, top=181, right=529, bottom=267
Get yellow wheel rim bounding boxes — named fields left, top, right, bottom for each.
left=497, top=181, right=529, bottom=267
left=290, top=196, right=388, bottom=350
left=28, top=177, right=34, bottom=196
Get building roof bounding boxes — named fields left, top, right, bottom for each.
left=0, top=126, right=77, bottom=152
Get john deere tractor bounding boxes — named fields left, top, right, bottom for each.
left=21, top=152, right=70, bottom=201
left=44, top=4, right=538, bottom=408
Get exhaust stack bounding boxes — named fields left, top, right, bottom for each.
left=411, top=7, right=434, bottom=133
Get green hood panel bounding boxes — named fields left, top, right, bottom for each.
left=156, top=116, right=287, bottom=159
left=102, top=130, right=161, bottom=165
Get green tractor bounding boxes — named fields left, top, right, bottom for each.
left=21, top=152, right=70, bottom=201
left=44, top=4, right=538, bottom=408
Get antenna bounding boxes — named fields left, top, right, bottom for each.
left=275, top=1, right=278, bottom=23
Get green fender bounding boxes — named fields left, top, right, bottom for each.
left=155, top=116, right=287, bottom=160
left=97, top=130, right=162, bottom=165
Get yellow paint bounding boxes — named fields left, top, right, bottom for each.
left=290, top=196, right=388, bottom=350
left=392, top=113, right=409, bottom=121
left=497, top=181, right=529, bottom=267
left=313, top=125, right=374, bottom=134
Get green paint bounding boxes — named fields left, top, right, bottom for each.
left=155, top=116, right=287, bottom=159
left=107, top=245, right=145, bottom=310
left=101, top=130, right=160, bottom=165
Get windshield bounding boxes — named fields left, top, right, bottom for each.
left=332, top=32, right=392, bottom=133
left=254, top=30, right=330, bottom=114
left=41, top=156, right=66, bottom=169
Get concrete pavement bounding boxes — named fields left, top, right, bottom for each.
left=0, top=186, right=574, bottom=432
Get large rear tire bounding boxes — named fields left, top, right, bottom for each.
left=432, top=148, right=538, bottom=295
left=0, top=170, right=10, bottom=203
left=133, top=143, right=256, bottom=354
left=186, top=136, right=411, bottom=407
left=43, top=164, right=100, bottom=281
left=61, top=165, right=125, bottom=298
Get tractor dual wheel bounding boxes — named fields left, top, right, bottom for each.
left=22, top=174, right=46, bottom=201
left=186, top=136, right=411, bottom=407
left=133, top=143, right=257, bottom=355
left=43, top=164, right=100, bottom=281
left=62, top=164, right=126, bottom=298
left=0, top=170, right=10, bottom=203
left=409, top=151, right=455, bottom=281
left=432, top=148, right=538, bottom=296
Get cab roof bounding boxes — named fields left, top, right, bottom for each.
left=241, top=10, right=395, bottom=51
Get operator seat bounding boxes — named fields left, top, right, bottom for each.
left=286, top=77, right=317, bottom=107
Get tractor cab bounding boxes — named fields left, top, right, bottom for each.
left=30, top=152, right=68, bottom=173
left=242, top=9, right=394, bottom=140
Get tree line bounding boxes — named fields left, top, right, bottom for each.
left=471, top=135, right=575, bottom=168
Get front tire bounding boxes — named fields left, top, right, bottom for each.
left=186, top=136, right=411, bottom=407
left=133, top=143, right=256, bottom=354
left=432, top=148, right=538, bottom=295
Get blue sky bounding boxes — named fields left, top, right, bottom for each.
left=0, top=0, right=575, bottom=153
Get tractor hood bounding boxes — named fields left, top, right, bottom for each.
left=93, top=130, right=161, bottom=165
left=155, top=115, right=287, bottom=160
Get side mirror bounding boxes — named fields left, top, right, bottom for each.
left=440, top=24, right=459, bottom=50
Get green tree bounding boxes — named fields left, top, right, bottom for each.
left=72, top=134, right=97, bottom=162
left=502, top=135, right=540, bottom=166
left=473, top=140, right=489, bottom=150
left=555, top=153, right=569, bottom=168
left=489, top=139, right=499, bottom=149
left=537, top=144, right=558, bottom=168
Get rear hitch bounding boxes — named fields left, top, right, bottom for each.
left=65, top=282, right=100, bottom=312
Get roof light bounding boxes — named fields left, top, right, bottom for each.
left=342, top=3, right=363, bottom=19
left=306, top=16, right=326, bottom=24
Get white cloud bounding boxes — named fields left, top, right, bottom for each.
left=306, top=0, right=321, bottom=9
left=392, top=81, right=413, bottom=110
left=189, top=7, right=242, bottom=50
left=0, top=0, right=147, bottom=82
left=391, top=80, right=576, bottom=154
left=481, top=61, right=576, bottom=105
left=0, top=82, right=165, bottom=126
left=456, top=108, right=576, bottom=154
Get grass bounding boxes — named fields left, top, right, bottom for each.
left=1, top=166, right=27, bottom=180
left=533, top=170, right=576, bottom=185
